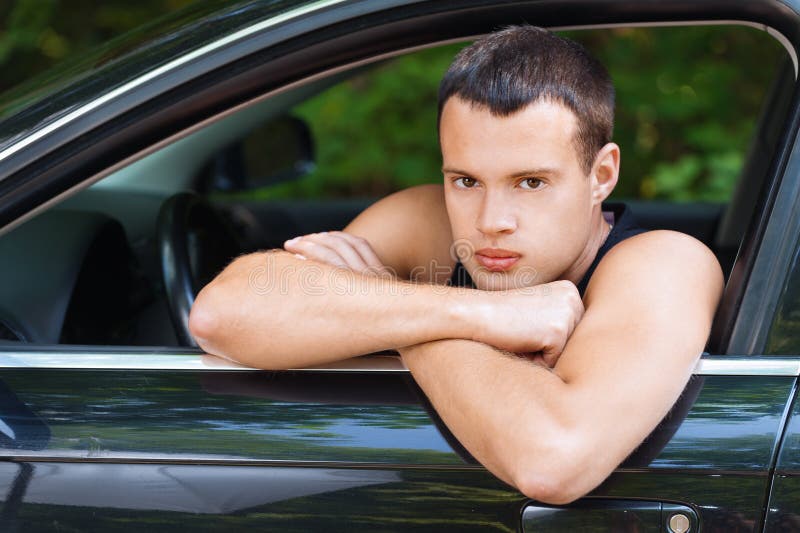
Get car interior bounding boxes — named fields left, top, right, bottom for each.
left=0, top=26, right=793, bottom=354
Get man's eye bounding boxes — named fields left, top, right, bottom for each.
left=456, top=177, right=477, bottom=188
left=520, top=178, right=544, bottom=190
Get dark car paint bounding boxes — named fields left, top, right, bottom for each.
left=0, top=370, right=794, bottom=530
left=766, top=389, right=800, bottom=530
left=0, top=0, right=798, bottom=531
left=765, top=236, right=800, bottom=530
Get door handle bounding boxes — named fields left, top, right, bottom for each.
left=521, top=499, right=698, bottom=532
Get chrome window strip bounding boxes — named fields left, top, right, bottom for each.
left=0, top=351, right=797, bottom=376
left=695, top=356, right=800, bottom=376
left=0, top=351, right=404, bottom=372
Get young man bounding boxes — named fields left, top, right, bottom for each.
left=189, top=26, right=723, bottom=504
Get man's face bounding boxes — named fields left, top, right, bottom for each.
left=440, top=97, right=598, bottom=291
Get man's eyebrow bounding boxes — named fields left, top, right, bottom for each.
left=508, top=167, right=560, bottom=178
left=441, top=167, right=561, bottom=177
left=441, top=167, right=472, bottom=175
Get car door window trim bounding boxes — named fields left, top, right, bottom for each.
left=0, top=351, right=796, bottom=376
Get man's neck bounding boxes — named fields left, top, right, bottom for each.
left=561, top=209, right=613, bottom=287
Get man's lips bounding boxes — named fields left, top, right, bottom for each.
left=474, top=248, right=521, bottom=271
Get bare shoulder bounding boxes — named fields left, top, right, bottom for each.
left=556, top=229, right=724, bottom=388
left=365, top=183, right=448, bottom=218
left=584, top=229, right=724, bottom=316
left=343, top=184, right=453, bottom=280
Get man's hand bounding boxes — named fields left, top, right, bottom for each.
left=284, top=231, right=392, bottom=277
left=473, top=280, right=584, bottom=367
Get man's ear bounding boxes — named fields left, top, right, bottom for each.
left=589, top=143, right=620, bottom=205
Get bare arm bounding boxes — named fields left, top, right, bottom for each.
left=399, top=231, right=724, bottom=504
left=190, top=250, right=450, bottom=368
left=189, top=185, right=582, bottom=369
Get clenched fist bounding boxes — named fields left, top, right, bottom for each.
left=472, top=280, right=584, bottom=367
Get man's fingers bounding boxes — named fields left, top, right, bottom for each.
left=541, top=344, right=564, bottom=368
left=327, top=231, right=389, bottom=273
left=297, top=232, right=371, bottom=271
left=284, top=232, right=391, bottom=276
left=573, top=294, right=586, bottom=324
left=557, top=281, right=584, bottom=334
left=284, top=236, right=350, bottom=269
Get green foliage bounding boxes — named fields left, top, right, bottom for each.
left=285, top=44, right=467, bottom=199
left=0, top=0, right=194, bottom=95
left=568, top=26, right=782, bottom=201
left=0, top=0, right=58, bottom=64
left=258, top=25, right=784, bottom=202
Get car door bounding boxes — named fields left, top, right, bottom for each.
left=765, top=386, right=800, bottom=531
left=0, top=1, right=799, bottom=531
left=762, top=198, right=800, bottom=532
left=0, top=350, right=795, bottom=530
left=0, top=360, right=526, bottom=531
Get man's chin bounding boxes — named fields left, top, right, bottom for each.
left=470, top=265, right=540, bottom=291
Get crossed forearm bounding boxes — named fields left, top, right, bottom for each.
left=399, top=338, right=593, bottom=503
left=192, top=247, right=581, bottom=369
left=190, top=251, right=483, bottom=368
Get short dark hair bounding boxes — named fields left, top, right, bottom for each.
left=438, top=26, right=615, bottom=174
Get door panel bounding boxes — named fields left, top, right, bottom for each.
left=0, top=463, right=522, bottom=532
left=0, top=368, right=792, bottom=531
left=764, top=380, right=800, bottom=532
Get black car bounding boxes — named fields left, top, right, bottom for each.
left=0, top=0, right=798, bottom=531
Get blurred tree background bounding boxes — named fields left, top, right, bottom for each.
left=0, top=0, right=193, bottom=88
left=288, top=25, right=786, bottom=202
left=0, top=0, right=787, bottom=202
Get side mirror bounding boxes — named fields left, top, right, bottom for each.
left=200, top=114, right=315, bottom=193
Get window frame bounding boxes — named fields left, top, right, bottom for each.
left=0, top=3, right=797, bottom=371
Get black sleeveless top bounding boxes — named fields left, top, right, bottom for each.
left=448, top=203, right=646, bottom=295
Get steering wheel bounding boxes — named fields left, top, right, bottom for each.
left=157, top=192, right=241, bottom=347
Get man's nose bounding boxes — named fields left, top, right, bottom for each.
left=475, top=190, right=517, bottom=235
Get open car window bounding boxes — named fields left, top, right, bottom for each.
left=0, top=23, right=792, bottom=361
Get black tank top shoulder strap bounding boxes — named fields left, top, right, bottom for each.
left=448, top=258, right=476, bottom=289
left=575, top=202, right=646, bottom=295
